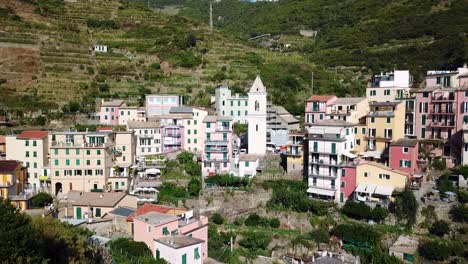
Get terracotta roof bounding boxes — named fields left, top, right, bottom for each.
left=96, top=127, right=112, bottom=132
left=17, top=131, right=48, bottom=139
left=0, top=160, right=22, bottom=174
left=0, top=135, right=5, bottom=144
left=127, top=203, right=185, bottom=221
left=307, top=95, right=336, bottom=102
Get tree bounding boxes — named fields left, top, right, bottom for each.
left=437, top=174, right=456, bottom=194
left=341, top=201, right=371, bottom=220
left=188, top=177, right=201, bottom=196
left=418, top=239, right=464, bottom=261
left=449, top=204, right=468, bottom=223
left=211, top=212, right=224, bottom=225
left=31, top=192, right=53, bottom=208
left=371, top=206, right=389, bottom=223
left=0, top=198, right=43, bottom=263
left=269, top=218, right=280, bottom=228
left=429, top=220, right=450, bottom=237
left=109, top=238, right=167, bottom=264
left=238, top=231, right=271, bottom=252
left=394, top=188, right=418, bottom=228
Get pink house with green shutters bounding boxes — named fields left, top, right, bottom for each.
left=305, top=95, right=337, bottom=127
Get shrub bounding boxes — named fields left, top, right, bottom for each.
left=269, top=218, right=280, bottom=228
left=371, top=206, right=389, bottom=223
left=238, top=232, right=271, bottom=251
left=429, top=220, right=450, bottom=237
left=31, top=193, right=53, bottom=208
left=341, top=201, right=372, bottom=220
left=233, top=216, right=244, bottom=226
left=211, top=212, right=224, bottom=225
left=437, top=174, right=456, bottom=194
left=150, top=63, right=161, bottom=70
left=86, top=18, right=119, bottom=29
left=308, top=228, right=330, bottom=243
left=394, top=188, right=418, bottom=228
left=458, top=190, right=468, bottom=203
left=187, top=178, right=201, bottom=196
left=450, top=204, right=468, bottom=223
left=244, top=213, right=261, bottom=226
left=419, top=239, right=464, bottom=261
left=331, top=223, right=381, bottom=246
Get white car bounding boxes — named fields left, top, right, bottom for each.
left=266, top=143, right=280, bottom=152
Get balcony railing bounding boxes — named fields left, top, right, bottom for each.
left=430, top=107, right=456, bottom=115
left=216, top=126, right=231, bottom=132
left=203, top=158, right=230, bottom=163
left=368, top=111, right=395, bottom=117
left=0, top=181, right=13, bottom=187
left=309, top=158, right=339, bottom=166
left=287, top=151, right=303, bottom=157
left=328, top=109, right=352, bottom=116
left=429, top=122, right=455, bottom=128
left=205, top=147, right=228, bottom=153
left=432, top=95, right=455, bottom=102
left=205, top=140, right=229, bottom=145
left=51, top=141, right=111, bottom=148
left=165, top=133, right=181, bottom=138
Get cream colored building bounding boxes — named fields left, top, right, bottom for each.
left=356, top=161, right=409, bottom=190
left=50, top=131, right=122, bottom=195
left=127, top=121, right=162, bottom=157
left=328, top=97, right=368, bottom=124
left=361, top=101, right=405, bottom=158
left=6, top=131, right=49, bottom=190
left=169, top=107, right=209, bottom=153
left=118, top=106, right=146, bottom=126
left=366, top=70, right=413, bottom=102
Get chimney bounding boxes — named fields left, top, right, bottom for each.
left=99, top=194, right=103, bottom=199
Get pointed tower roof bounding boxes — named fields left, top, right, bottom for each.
left=249, top=75, right=266, bottom=93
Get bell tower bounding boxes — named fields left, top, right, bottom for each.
left=246, top=75, right=267, bottom=155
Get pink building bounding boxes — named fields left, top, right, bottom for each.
left=132, top=211, right=208, bottom=260
left=202, top=116, right=233, bottom=177
left=389, top=139, right=420, bottom=175
left=305, top=95, right=337, bottom=127
left=414, top=81, right=468, bottom=166
left=340, top=164, right=357, bottom=202
left=161, top=125, right=185, bottom=153
left=98, top=99, right=126, bottom=125
left=146, top=95, right=183, bottom=117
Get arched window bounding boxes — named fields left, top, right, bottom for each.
left=255, top=100, right=259, bottom=111
left=256, top=124, right=258, bottom=131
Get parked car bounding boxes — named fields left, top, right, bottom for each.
left=266, top=143, right=280, bottom=152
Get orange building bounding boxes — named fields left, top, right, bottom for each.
left=0, top=160, right=33, bottom=210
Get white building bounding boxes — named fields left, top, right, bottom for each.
left=93, top=45, right=108, bottom=53
left=307, top=119, right=356, bottom=203
left=237, top=154, right=259, bottom=178
left=118, top=106, right=146, bottom=126
left=127, top=121, right=162, bottom=157
left=215, top=86, right=249, bottom=124
left=154, top=236, right=204, bottom=264
left=247, top=76, right=267, bottom=155
left=463, top=124, right=468, bottom=165
left=6, top=131, right=49, bottom=190
left=366, top=70, right=413, bottom=102
left=169, top=107, right=209, bottom=153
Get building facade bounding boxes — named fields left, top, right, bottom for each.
left=286, top=131, right=304, bottom=177
left=307, top=119, right=356, bottom=203
left=267, top=105, right=300, bottom=146
left=0, top=160, right=33, bottom=210
left=366, top=70, right=413, bottom=102
left=118, top=106, right=146, bottom=126
left=99, top=99, right=126, bottom=125
left=6, top=131, right=49, bottom=190
left=247, top=76, right=267, bottom=155
left=215, top=86, right=249, bottom=124
left=168, top=107, right=209, bottom=153
left=202, top=116, right=233, bottom=177
left=127, top=121, right=162, bottom=157
left=146, top=94, right=183, bottom=117
left=305, top=95, right=337, bottom=126
left=463, top=124, right=468, bottom=165
left=50, top=131, right=121, bottom=195
left=328, top=97, right=368, bottom=124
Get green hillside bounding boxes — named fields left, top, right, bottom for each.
left=0, top=0, right=367, bottom=121
left=180, top=0, right=468, bottom=81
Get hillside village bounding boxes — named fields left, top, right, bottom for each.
left=0, top=0, right=468, bottom=264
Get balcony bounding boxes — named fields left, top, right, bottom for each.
left=368, top=111, right=394, bottom=117
left=205, top=147, right=228, bottom=153
left=429, top=107, right=456, bottom=115
left=432, top=95, right=455, bottom=102
left=287, top=151, right=303, bottom=157
left=428, top=122, right=455, bottom=128
left=203, top=157, right=229, bottom=163
left=328, top=109, right=352, bottom=116
left=405, top=107, right=415, bottom=113
left=51, top=141, right=111, bottom=148
left=140, top=134, right=154, bottom=138
left=205, top=140, right=229, bottom=146
left=365, top=135, right=392, bottom=141
left=309, top=158, right=339, bottom=166
left=309, top=172, right=338, bottom=179
left=164, top=133, right=181, bottom=138
left=216, top=126, right=231, bottom=132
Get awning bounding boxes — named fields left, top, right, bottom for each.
left=39, top=175, right=49, bottom=181
left=343, top=151, right=357, bottom=159
left=145, top=168, right=161, bottom=174
left=374, top=185, right=394, bottom=196
left=307, top=187, right=336, bottom=197
left=355, top=184, right=377, bottom=194
left=361, top=150, right=382, bottom=159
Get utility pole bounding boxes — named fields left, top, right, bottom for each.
left=209, top=1, right=213, bottom=32
left=311, top=71, right=314, bottom=95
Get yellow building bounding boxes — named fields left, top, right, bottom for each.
left=356, top=161, right=409, bottom=190
left=361, top=101, right=405, bottom=158
left=286, top=131, right=304, bottom=178
left=0, top=160, right=33, bottom=210
left=328, top=97, right=369, bottom=124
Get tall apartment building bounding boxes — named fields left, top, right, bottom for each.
left=98, top=99, right=126, bottom=125
left=6, top=131, right=49, bottom=190
left=366, top=70, right=413, bottom=102
left=362, top=101, right=405, bottom=158
left=145, top=94, right=183, bottom=117
left=127, top=121, right=162, bottom=157
left=118, top=106, right=146, bottom=126
left=50, top=131, right=124, bottom=195
left=307, top=119, right=356, bottom=203
left=286, top=131, right=304, bottom=177
left=413, top=66, right=468, bottom=166
left=202, top=116, right=233, bottom=177
left=169, top=107, right=209, bottom=153
left=328, top=97, right=368, bottom=123
left=305, top=95, right=337, bottom=126
left=463, top=124, right=468, bottom=165
left=215, top=86, right=249, bottom=124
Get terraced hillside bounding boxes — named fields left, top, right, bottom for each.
left=0, top=0, right=366, bottom=118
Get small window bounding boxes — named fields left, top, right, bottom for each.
left=364, top=172, right=368, bottom=177
left=147, top=225, right=151, bottom=233
left=386, top=117, right=391, bottom=123
left=403, top=147, right=409, bottom=153
left=371, top=117, right=375, bottom=123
